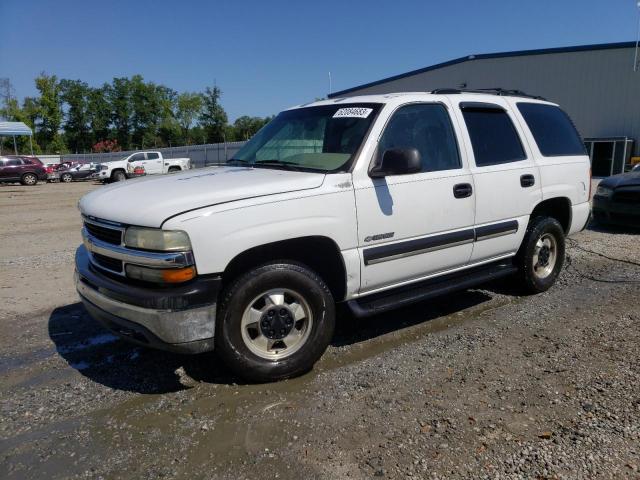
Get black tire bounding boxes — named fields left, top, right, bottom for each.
left=515, top=216, right=565, bottom=294
left=215, top=262, right=335, bottom=383
left=60, top=173, right=73, bottom=183
left=21, top=173, right=38, bottom=186
left=112, top=170, right=126, bottom=182
left=168, top=166, right=180, bottom=173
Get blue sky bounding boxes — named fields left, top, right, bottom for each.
left=1, top=0, right=638, bottom=121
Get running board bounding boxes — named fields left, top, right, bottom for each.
left=347, top=260, right=517, bottom=318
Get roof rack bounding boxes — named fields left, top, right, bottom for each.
left=431, top=88, right=546, bottom=101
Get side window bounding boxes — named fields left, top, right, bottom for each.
left=461, top=104, right=526, bottom=167
left=517, top=103, right=586, bottom=157
left=379, top=103, right=461, bottom=172
left=129, top=153, right=145, bottom=162
left=147, top=152, right=160, bottom=160
left=7, top=159, right=22, bottom=166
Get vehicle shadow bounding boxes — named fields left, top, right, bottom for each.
left=48, top=303, right=235, bottom=394
left=49, top=286, right=502, bottom=393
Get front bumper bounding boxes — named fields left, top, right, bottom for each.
left=592, top=194, right=640, bottom=227
left=75, top=245, right=220, bottom=354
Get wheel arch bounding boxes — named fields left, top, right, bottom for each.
left=530, top=196, right=572, bottom=234
left=222, top=236, right=348, bottom=302
left=110, top=168, right=127, bottom=180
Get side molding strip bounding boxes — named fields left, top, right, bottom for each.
left=363, top=229, right=475, bottom=266
left=363, top=220, right=519, bottom=266
left=475, top=220, right=519, bottom=241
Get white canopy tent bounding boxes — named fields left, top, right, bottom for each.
left=0, top=121, right=34, bottom=155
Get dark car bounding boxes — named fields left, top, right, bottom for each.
left=0, top=155, right=47, bottom=186
left=592, top=169, right=640, bottom=227
left=58, top=164, right=97, bottom=183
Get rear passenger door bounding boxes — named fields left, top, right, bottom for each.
left=454, top=100, right=542, bottom=263
left=355, top=102, right=476, bottom=293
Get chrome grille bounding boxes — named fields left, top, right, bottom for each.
left=84, top=221, right=122, bottom=245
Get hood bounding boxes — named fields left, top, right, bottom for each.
left=79, top=166, right=326, bottom=227
left=599, top=171, right=640, bottom=189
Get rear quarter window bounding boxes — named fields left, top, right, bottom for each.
left=517, top=103, right=586, bottom=157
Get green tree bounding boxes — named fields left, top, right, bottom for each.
left=87, top=84, right=112, bottom=144
left=175, top=92, right=203, bottom=144
left=199, top=85, right=228, bottom=143
left=34, top=73, right=65, bottom=152
left=232, top=115, right=271, bottom=141
left=60, top=79, right=91, bottom=153
left=109, top=77, right=132, bottom=150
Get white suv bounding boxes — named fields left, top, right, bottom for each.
left=75, top=90, right=591, bottom=382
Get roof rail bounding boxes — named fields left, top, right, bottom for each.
left=431, top=88, right=546, bottom=101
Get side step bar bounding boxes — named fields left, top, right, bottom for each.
left=347, top=260, right=517, bottom=318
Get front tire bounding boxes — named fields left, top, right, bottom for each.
left=515, top=216, right=565, bottom=293
left=60, top=173, right=73, bottom=183
left=112, top=170, right=126, bottom=182
left=215, top=262, right=335, bottom=383
left=21, top=173, right=38, bottom=186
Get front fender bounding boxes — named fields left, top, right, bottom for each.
left=163, top=177, right=358, bottom=275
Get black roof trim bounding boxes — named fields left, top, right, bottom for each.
left=328, top=41, right=637, bottom=98
left=432, top=88, right=546, bottom=100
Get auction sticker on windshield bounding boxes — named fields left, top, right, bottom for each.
left=333, top=107, right=373, bottom=119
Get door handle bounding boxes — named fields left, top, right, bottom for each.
left=520, top=174, right=535, bottom=188
left=453, top=183, right=473, bottom=198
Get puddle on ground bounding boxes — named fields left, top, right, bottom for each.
left=81, top=293, right=515, bottom=473
left=3, top=289, right=517, bottom=478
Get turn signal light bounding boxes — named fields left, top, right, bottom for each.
left=126, top=265, right=196, bottom=283
left=162, top=266, right=196, bottom=283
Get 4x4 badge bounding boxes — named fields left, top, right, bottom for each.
left=364, top=232, right=395, bottom=242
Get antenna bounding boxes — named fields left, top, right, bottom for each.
left=635, top=0, right=640, bottom=72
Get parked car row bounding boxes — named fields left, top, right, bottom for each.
left=0, top=151, right=192, bottom=186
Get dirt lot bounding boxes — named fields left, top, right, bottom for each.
left=1, top=181, right=639, bottom=479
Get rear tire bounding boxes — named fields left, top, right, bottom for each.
left=515, top=216, right=565, bottom=294
left=168, top=166, right=180, bottom=173
left=215, top=262, right=335, bottom=383
left=112, top=170, right=126, bottom=182
left=21, top=173, right=38, bottom=186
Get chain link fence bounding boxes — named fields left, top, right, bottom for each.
left=60, top=141, right=247, bottom=168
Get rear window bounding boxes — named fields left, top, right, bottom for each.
left=147, top=152, right=159, bottom=160
left=461, top=104, right=526, bottom=167
left=517, top=103, right=586, bottom=157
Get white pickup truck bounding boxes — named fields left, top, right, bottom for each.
left=76, top=90, right=591, bottom=382
left=96, top=151, right=191, bottom=182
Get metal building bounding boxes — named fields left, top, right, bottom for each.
left=328, top=42, right=640, bottom=172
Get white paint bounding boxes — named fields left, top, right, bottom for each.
left=79, top=92, right=591, bottom=301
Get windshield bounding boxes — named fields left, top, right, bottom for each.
left=230, top=103, right=382, bottom=172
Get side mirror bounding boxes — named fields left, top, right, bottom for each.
left=370, top=148, right=422, bottom=178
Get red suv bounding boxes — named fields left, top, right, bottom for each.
left=0, top=155, right=47, bottom=186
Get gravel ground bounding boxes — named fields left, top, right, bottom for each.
left=1, top=181, right=639, bottom=479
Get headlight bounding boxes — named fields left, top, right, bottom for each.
left=124, top=227, right=192, bottom=251
left=595, top=185, right=613, bottom=197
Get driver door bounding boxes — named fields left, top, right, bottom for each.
left=127, top=153, right=147, bottom=174
left=354, top=102, right=476, bottom=293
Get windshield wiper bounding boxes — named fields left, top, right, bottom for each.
left=254, top=160, right=303, bottom=171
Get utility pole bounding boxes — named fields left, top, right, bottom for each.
left=328, top=72, right=332, bottom=96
